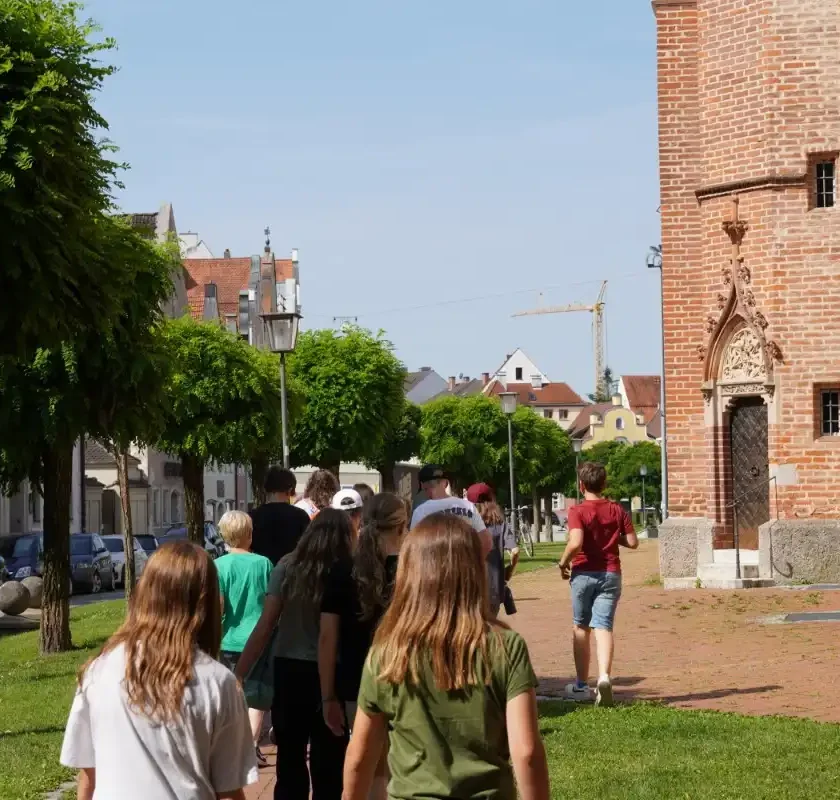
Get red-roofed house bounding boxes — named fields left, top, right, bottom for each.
left=487, top=380, right=585, bottom=431
left=618, top=375, right=662, bottom=443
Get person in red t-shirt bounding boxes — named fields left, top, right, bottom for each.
left=558, top=461, right=638, bottom=707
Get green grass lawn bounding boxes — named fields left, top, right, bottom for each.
left=512, top=542, right=563, bottom=575
left=0, top=600, right=126, bottom=800
left=540, top=701, right=840, bottom=799
left=4, top=597, right=840, bottom=800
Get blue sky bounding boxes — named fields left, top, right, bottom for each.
left=85, top=0, right=661, bottom=399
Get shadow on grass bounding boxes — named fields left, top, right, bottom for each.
left=0, top=724, right=66, bottom=739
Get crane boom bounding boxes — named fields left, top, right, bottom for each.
left=512, top=303, right=593, bottom=317
left=512, top=280, right=608, bottom=398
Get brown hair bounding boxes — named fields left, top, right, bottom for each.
left=79, top=540, right=221, bottom=721
left=354, top=492, right=407, bottom=621
left=476, top=500, right=504, bottom=527
left=578, top=461, right=607, bottom=494
left=353, top=483, right=375, bottom=504
left=371, top=512, right=506, bottom=691
left=304, top=469, right=341, bottom=510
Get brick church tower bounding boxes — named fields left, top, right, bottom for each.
left=654, top=0, right=840, bottom=586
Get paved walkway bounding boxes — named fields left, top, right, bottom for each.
left=245, top=541, right=840, bottom=797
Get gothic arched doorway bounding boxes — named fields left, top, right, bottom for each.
left=728, top=396, right=769, bottom=550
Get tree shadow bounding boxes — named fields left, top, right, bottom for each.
left=628, top=684, right=783, bottom=704
left=0, top=725, right=66, bottom=739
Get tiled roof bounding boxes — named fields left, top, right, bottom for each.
left=622, top=375, right=661, bottom=412
left=427, top=378, right=485, bottom=402
left=84, top=439, right=140, bottom=467
left=489, top=381, right=585, bottom=406
left=404, top=371, right=426, bottom=392
left=567, top=402, right=615, bottom=438
left=129, top=212, right=158, bottom=231
left=184, top=258, right=294, bottom=321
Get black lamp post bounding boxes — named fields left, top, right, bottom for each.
left=572, top=438, right=583, bottom=502
left=640, top=464, right=648, bottom=528
left=261, top=310, right=301, bottom=469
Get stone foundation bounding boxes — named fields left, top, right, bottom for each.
left=760, top=520, right=840, bottom=585
left=658, top=517, right=715, bottom=579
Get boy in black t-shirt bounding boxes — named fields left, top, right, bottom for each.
left=249, top=466, right=310, bottom=566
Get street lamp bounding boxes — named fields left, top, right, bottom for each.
left=261, top=310, right=301, bottom=469
left=647, top=244, right=667, bottom=520
left=499, top=392, right=518, bottom=536
left=639, top=464, right=648, bottom=528
left=572, top=438, right=583, bottom=502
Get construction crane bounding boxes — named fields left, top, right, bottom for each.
left=512, top=280, right=608, bottom=399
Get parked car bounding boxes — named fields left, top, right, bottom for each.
left=135, top=534, right=159, bottom=557
left=4, top=533, right=43, bottom=582
left=70, top=533, right=116, bottom=594
left=101, top=535, right=149, bottom=588
left=159, top=522, right=226, bottom=558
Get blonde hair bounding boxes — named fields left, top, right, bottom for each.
left=371, top=512, right=506, bottom=692
left=218, top=510, right=252, bottom=549
left=79, top=540, right=221, bottom=721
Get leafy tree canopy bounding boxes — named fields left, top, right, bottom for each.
left=0, top=0, right=128, bottom=357
left=573, top=439, right=662, bottom=505
left=365, top=400, right=421, bottom=487
left=288, top=326, right=405, bottom=471
left=156, top=317, right=285, bottom=466
left=420, top=394, right=508, bottom=491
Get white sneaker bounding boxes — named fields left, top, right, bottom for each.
left=564, top=682, right=592, bottom=702
left=595, top=676, right=614, bottom=708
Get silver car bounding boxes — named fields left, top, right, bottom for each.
left=101, top=535, right=149, bottom=588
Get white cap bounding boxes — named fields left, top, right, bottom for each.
left=331, top=488, right=364, bottom=511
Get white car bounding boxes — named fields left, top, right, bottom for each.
left=101, top=535, right=149, bottom=588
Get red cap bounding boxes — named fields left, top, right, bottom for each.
left=466, top=483, right=495, bottom=503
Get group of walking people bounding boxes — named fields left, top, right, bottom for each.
left=60, top=459, right=636, bottom=800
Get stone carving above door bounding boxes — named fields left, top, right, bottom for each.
left=721, top=328, right=765, bottom=381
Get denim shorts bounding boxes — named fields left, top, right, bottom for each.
left=570, top=571, right=622, bottom=631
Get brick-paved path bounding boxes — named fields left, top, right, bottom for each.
left=245, top=541, right=840, bottom=797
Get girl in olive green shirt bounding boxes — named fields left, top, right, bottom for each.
left=343, top=512, right=550, bottom=800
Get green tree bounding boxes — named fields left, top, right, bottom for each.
left=288, top=327, right=406, bottom=475
left=420, top=395, right=508, bottom=492
left=94, top=233, right=178, bottom=600
left=366, top=401, right=421, bottom=492
left=604, top=440, right=662, bottom=507
left=0, top=220, right=177, bottom=653
left=156, top=318, right=285, bottom=545
left=588, top=367, right=617, bottom=403
left=0, top=0, right=127, bottom=358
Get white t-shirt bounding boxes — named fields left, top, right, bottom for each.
left=294, top=497, right=318, bottom=519
left=60, top=645, right=258, bottom=799
left=410, top=497, right=487, bottom=533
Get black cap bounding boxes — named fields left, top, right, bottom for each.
left=418, top=464, right=446, bottom=484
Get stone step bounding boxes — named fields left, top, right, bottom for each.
left=712, top=549, right=759, bottom=566
left=698, top=561, right=760, bottom=581
left=664, top=576, right=776, bottom=590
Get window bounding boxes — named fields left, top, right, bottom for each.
left=515, top=367, right=523, bottom=381
left=821, top=389, right=840, bottom=435
left=543, top=410, right=553, bottom=419
left=30, top=492, right=41, bottom=523
left=816, top=161, right=836, bottom=208
left=152, top=489, right=160, bottom=526
left=616, top=417, right=625, bottom=431
left=559, top=409, right=569, bottom=420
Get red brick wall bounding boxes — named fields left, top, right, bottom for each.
left=655, top=0, right=840, bottom=523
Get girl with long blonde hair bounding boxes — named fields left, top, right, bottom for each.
left=60, top=540, right=257, bottom=800
left=342, top=514, right=549, bottom=800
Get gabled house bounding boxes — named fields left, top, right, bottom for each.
left=404, top=368, right=448, bottom=405
left=487, top=380, right=586, bottom=431
left=567, top=395, right=656, bottom=449
left=488, top=348, right=549, bottom=387
left=618, top=375, right=663, bottom=444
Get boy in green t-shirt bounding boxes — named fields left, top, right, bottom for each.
left=215, top=510, right=273, bottom=765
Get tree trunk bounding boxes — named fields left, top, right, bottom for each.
left=250, top=455, right=268, bottom=507
left=182, top=454, right=205, bottom=546
left=532, top=489, right=541, bottom=544
left=379, top=460, right=396, bottom=493
left=40, top=442, right=73, bottom=654
left=115, top=449, right=136, bottom=601
left=320, top=461, right=341, bottom=480
left=543, top=493, right=553, bottom=541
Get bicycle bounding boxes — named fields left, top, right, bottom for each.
left=508, top=509, right=534, bottom=557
